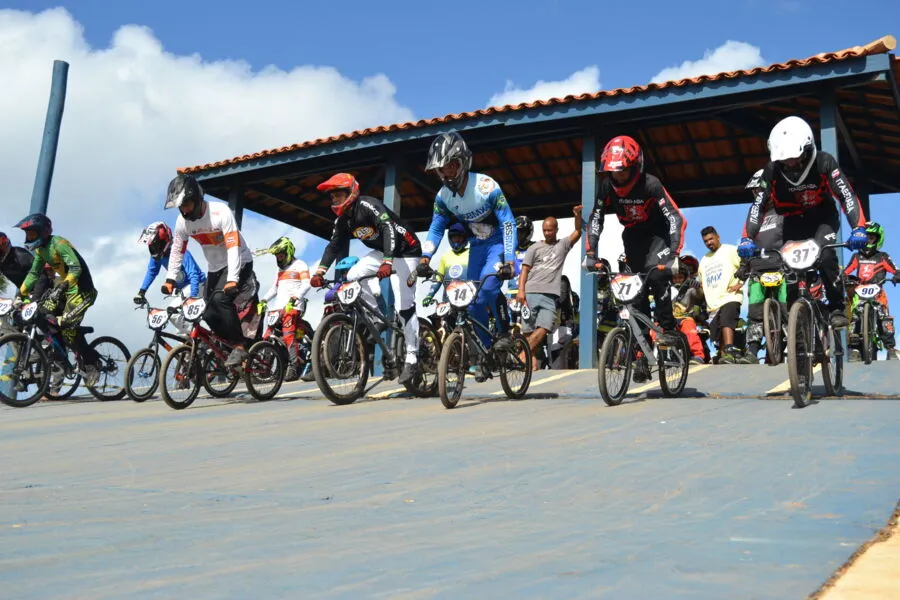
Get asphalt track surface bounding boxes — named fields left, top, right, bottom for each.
left=3, top=362, right=899, bottom=599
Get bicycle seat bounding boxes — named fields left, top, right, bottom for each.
left=77, top=326, right=94, bottom=334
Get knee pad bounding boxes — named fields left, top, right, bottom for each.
left=883, top=317, right=894, bottom=335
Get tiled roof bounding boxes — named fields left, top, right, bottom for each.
left=180, top=35, right=897, bottom=175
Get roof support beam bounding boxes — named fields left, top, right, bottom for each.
left=228, top=186, right=244, bottom=229
left=835, top=103, right=865, bottom=176
left=578, top=134, right=598, bottom=370
left=248, top=183, right=333, bottom=225
left=884, top=68, right=900, bottom=114
left=360, top=164, right=386, bottom=196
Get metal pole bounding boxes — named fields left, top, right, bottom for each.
left=578, top=136, right=598, bottom=369
left=374, top=161, right=401, bottom=377
left=30, top=60, right=69, bottom=216
left=2, top=61, right=69, bottom=401
left=820, top=88, right=848, bottom=359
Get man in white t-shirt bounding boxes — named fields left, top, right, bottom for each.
left=697, top=226, right=746, bottom=364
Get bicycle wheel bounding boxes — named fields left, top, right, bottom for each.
left=160, top=344, right=201, bottom=409
left=821, top=322, right=843, bottom=397
left=311, top=312, right=369, bottom=405
left=87, top=336, right=130, bottom=401
left=861, top=303, right=875, bottom=365
left=597, top=327, right=632, bottom=406
left=437, top=330, right=467, bottom=409
left=658, top=332, right=689, bottom=398
left=200, top=347, right=240, bottom=398
left=787, top=302, right=814, bottom=408
left=125, top=347, right=160, bottom=402
left=244, top=340, right=285, bottom=401
left=44, top=345, right=81, bottom=401
left=763, top=298, right=783, bottom=366
left=498, top=331, right=532, bottom=399
left=394, top=321, right=441, bottom=397
left=0, top=333, right=50, bottom=408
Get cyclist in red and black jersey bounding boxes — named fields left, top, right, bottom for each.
left=739, top=116, right=869, bottom=329
left=584, top=135, right=687, bottom=380
left=842, top=222, right=898, bottom=359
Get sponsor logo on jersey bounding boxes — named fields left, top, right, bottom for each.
left=448, top=264, right=464, bottom=279
left=353, top=227, right=375, bottom=240
left=477, top=177, right=496, bottom=194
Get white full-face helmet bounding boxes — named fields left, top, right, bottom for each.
left=767, top=116, right=817, bottom=187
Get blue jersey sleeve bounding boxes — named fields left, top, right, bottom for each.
left=181, top=251, right=205, bottom=297
left=424, top=194, right=452, bottom=259
left=140, top=257, right=161, bottom=292
left=489, top=188, right=517, bottom=261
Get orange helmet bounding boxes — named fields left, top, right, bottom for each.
left=317, top=173, right=360, bottom=217
left=600, top=135, right=644, bottom=196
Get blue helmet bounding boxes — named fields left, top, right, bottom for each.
left=448, top=223, right=468, bottom=252
left=15, top=213, right=53, bottom=250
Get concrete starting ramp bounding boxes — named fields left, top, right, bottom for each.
left=2, top=362, right=899, bottom=599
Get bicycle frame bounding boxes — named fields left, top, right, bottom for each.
left=345, top=280, right=405, bottom=367
left=137, top=303, right=187, bottom=356
left=444, top=273, right=503, bottom=366
left=600, top=271, right=666, bottom=368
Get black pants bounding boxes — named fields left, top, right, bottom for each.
left=782, top=206, right=842, bottom=311
left=623, top=230, right=676, bottom=331
left=205, top=262, right=255, bottom=345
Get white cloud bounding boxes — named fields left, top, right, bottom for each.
left=650, top=41, right=765, bottom=84
left=487, top=66, right=601, bottom=108
left=0, top=8, right=415, bottom=353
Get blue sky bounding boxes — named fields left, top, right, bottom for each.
left=2, top=2, right=899, bottom=348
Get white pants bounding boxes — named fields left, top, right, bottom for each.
left=347, top=251, right=419, bottom=363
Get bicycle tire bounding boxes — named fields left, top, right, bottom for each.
left=125, top=347, right=160, bottom=402
left=763, top=298, right=783, bottom=366
left=787, top=302, right=814, bottom=408
left=597, top=327, right=632, bottom=406
left=160, top=344, right=201, bottom=410
left=311, top=312, right=369, bottom=405
left=498, top=331, right=532, bottom=399
left=437, top=330, right=467, bottom=409
left=658, top=332, right=689, bottom=398
left=861, top=303, right=874, bottom=365
left=0, top=333, right=50, bottom=408
left=244, top=340, right=285, bottom=401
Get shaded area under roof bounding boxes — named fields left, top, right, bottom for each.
left=179, top=36, right=900, bottom=240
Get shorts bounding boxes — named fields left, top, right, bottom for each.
left=523, top=293, right=558, bottom=334
left=708, top=301, right=741, bottom=342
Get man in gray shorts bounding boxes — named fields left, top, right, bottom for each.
left=516, top=205, right=583, bottom=369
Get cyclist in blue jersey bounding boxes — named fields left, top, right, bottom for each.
left=417, top=131, right=517, bottom=349
left=133, top=221, right=207, bottom=334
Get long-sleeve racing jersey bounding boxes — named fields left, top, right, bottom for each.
left=140, top=250, right=206, bottom=297
left=319, top=195, right=421, bottom=270
left=169, top=201, right=253, bottom=282
left=843, top=251, right=897, bottom=284
left=742, top=151, right=865, bottom=240
left=261, top=258, right=311, bottom=310
left=423, top=172, right=517, bottom=261
left=586, top=173, right=687, bottom=257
